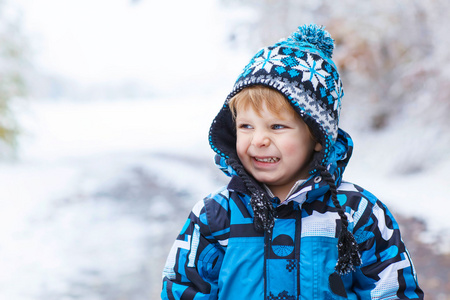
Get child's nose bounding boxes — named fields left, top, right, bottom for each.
left=252, top=130, right=271, bottom=147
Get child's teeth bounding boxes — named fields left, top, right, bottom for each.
left=256, top=157, right=279, bottom=163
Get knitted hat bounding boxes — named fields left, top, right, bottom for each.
left=217, top=24, right=343, bottom=171
left=209, top=24, right=360, bottom=275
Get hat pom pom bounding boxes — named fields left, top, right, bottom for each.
left=287, top=24, right=334, bottom=59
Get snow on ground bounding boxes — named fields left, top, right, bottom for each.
left=0, top=95, right=226, bottom=299
left=0, top=95, right=448, bottom=299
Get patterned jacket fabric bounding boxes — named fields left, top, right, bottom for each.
left=161, top=129, right=423, bottom=299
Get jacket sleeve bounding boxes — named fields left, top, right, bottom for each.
left=161, top=199, right=225, bottom=300
left=352, top=194, right=424, bottom=299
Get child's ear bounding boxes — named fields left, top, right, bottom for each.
left=314, top=142, right=322, bottom=152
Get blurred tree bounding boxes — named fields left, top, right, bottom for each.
left=0, top=0, right=27, bottom=156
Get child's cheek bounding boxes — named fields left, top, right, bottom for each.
left=236, top=138, right=248, bottom=159
left=282, top=140, right=299, bottom=156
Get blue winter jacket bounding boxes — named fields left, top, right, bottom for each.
left=161, top=130, right=423, bottom=299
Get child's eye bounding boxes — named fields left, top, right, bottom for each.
left=238, top=124, right=253, bottom=129
left=272, top=124, right=286, bottom=130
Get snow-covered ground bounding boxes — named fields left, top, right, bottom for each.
left=0, top=96, right=225, bottom=299
left=0, top=95, right=448, bottom=299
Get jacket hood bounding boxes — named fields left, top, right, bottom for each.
left=325, top=128, right=353, bottom=188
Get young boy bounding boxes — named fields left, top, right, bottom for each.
left=162, top=24, right=423, bottom=299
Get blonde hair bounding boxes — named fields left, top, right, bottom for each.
left=228, top=86, right=298, bottom=120
left=228, top=85, right=320, bottom=143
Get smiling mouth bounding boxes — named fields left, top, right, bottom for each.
left=254, top=157, right=280, bottom=163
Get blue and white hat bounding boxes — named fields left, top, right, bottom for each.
left=209, top=24, right=344, bottom=171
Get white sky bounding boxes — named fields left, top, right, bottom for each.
left=15, top=0, right=234, bottom=88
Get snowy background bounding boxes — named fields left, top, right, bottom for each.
left=1, top=0, right=449, bottom=299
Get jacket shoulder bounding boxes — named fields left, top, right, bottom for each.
left=202, top=186, right=232, bottom=245
left=204, top=185, right=231, bottom=209
left=337, top=181, right=401, bottom=239
left=337, top=181, right=380, bottom=207
left=336, top=181, right=382, bottom=227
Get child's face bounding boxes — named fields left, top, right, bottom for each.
left=236, top=102, right=322, bottom=199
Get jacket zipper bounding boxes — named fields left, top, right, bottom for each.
left=296, top=205, right=302, bottom=299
